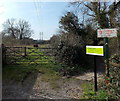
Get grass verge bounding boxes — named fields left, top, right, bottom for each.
left=80, top=82, right=109, bottom=99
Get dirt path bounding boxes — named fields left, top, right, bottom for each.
left=2, top=70, right=105, bottom=99
left=76, top=57, right=105, bottom=81
left=2, top=56, right=106, bottom=99
left=2, top=72, right=85, bottom=99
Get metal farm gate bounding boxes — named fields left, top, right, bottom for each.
left=3, top=46, right=55, bottom=65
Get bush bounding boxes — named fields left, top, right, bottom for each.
left=51, top=33, right=90, bottom=65
left=50, top=12, right=97, bottom=75
left=99, top=54, right=120, bottom=99
left=50, top=33, right=94, bottom=76
left=2, top=36, right=36, bottom=46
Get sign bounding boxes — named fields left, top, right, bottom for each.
left=86, top=46, right=104, bottom=56
left=97, top=28, right=117, bottom=38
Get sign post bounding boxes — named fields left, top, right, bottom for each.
left=105, top=38, right=109, bottom=84
left=97, top=28, right=117, bottom=84
left=86, top=46, right=104, bottom=92
left=94, top=55, right=97, bottom=91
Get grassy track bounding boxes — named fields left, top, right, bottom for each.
left=3, top=45, right=116, bottom=99
left=3, top=46, right=63, bottom=83
left=6, top=46, right=54, bottom=64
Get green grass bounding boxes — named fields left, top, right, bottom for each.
left=40, top=67, right=61, bottom=90
left=3, top=61, right=61, bottom=80
left=3, top=48, right=62, bottom=86
left=3, top=64, right=37, bottom=82
left=3, top=47, right=56, bottom=81
left=38, top=44, right=50, bottom=48
left=3, top=61, right=63, bottom=90
left=7, top=47, right=54, bottom=65
left=3, top=46, right=90, bottom=90
left=80, top=82, right=109, bottom=99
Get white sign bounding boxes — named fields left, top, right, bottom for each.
left=86, top=46, right=104, bottom=56
left=97, top=28, right=117, bottom=38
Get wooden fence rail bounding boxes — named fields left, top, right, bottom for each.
left=2, top=45, right=56, bottom=65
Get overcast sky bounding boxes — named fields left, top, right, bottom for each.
left=0, top=0, right=76, bottom=40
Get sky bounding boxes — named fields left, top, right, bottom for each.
left=1, top=0, right=116, bottom=40
left=0, top=0, right=77, bottom=40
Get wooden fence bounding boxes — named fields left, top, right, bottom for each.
left=2, top=45, right=56, bottom=65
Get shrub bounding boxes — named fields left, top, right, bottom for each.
left=99, top=54, right=120, bottom=99
left=50, top=33, right=94, bottom=76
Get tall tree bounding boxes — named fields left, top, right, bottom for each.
left=71, top=1, right=117, bottom=28
left=2, top=19, right=33, bottom=40
left=59, top=12, right=81, bottom=35
left=2, top=19, right=18, bottom=38
left=17, top=19, right=33, bottom=39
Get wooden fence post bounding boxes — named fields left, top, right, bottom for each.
left=24, top=47, right=27, bottom=56
left=2, top=44, right=6, bottom=64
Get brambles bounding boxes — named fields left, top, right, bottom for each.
left=98, top=54, right=120, bottom=99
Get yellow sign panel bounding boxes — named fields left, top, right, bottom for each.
left=86, top=46, right=104, bottom=56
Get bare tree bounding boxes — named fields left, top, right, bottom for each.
left=2, top=19, right=33, bottom=40
left=17, top=19, right=33, bottom=40
left=2, top=19, right=18, bottom=38
left=71, top=1, right=117, bottom=28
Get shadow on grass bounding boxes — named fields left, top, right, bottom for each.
left=2, top=60, right=64, bottom=99
left=2, top=50, right=106, bottom=99
left=2, top=64, right=45, bottom=99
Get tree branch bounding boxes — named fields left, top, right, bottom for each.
left=87, top=13, right=95, bottom=17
